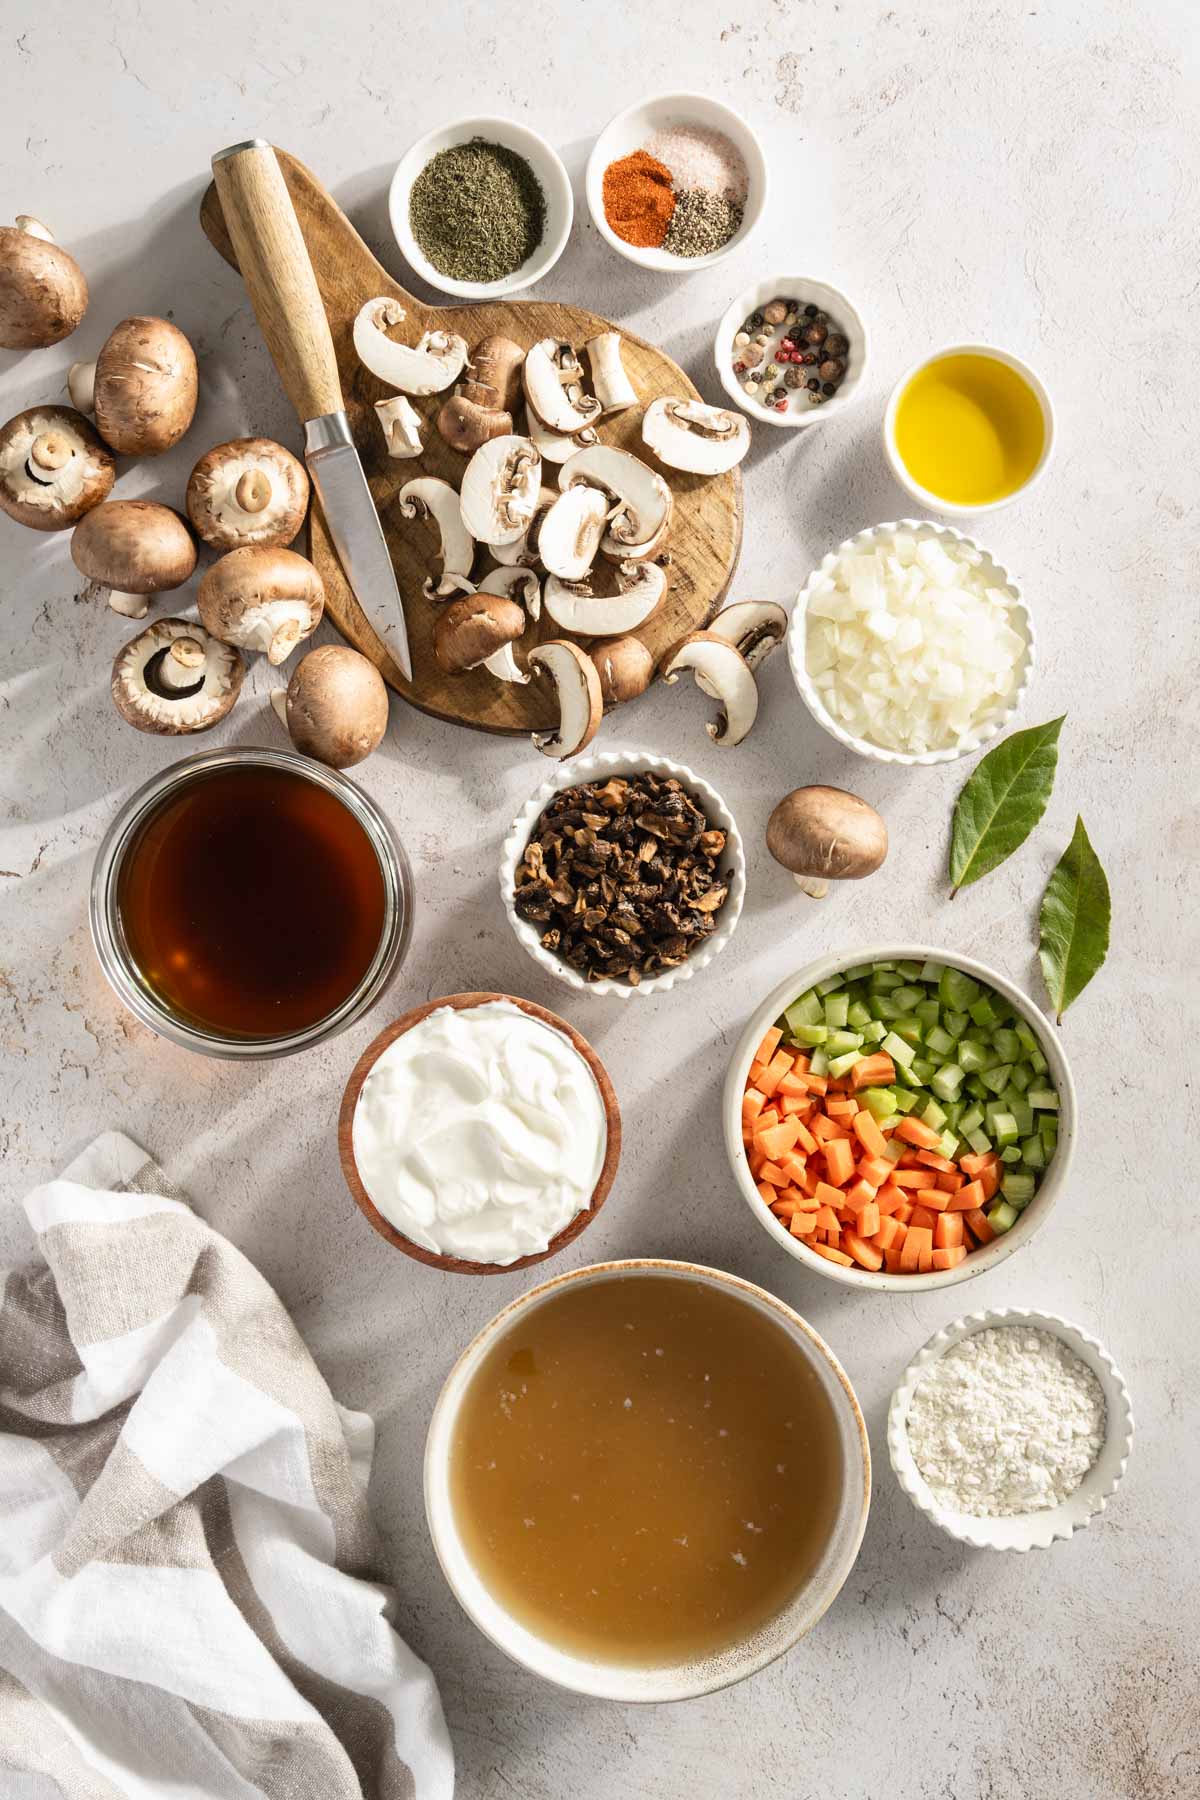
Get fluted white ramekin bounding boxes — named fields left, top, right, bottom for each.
left=888, top=1307, right=1134, bottom=1551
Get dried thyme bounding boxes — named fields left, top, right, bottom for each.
left=409, top=139, right=546, bottom=283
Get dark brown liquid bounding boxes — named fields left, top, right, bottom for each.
left=451, top=1275, right=844, bottom=1666
left=117, top=764, right=387, bottom=1039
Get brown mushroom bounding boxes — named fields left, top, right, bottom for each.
left=111, top=617, right=243, bottom=735
left=436, top=336, right=526, bottom=455
left=0, top=217, right=87, bottom=349
left=433, top=592, right=525, bottom=674
left=197, top=545, right=325, bottom=665
left=765, top=786, right=888, bottom=899
left=0, top=406, right=114, bottom=531
left=273, top=645, right=389, bottom=769
left=590, top=637, right=654, bottom=709
left=185, top=437, right=309, bottom=550
left=71, top=499, right=196, bottom=617
left=69, top=316, right=197, bottom=455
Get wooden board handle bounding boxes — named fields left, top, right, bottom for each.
left=211, top=138, right=343, bottom=423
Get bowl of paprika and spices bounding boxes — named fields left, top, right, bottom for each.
left=586, top=93, right=767, bottom=271
left=389, top=116, right=574, bottom=298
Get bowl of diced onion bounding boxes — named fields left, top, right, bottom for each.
left=789, top=520, right=1034, bottom=766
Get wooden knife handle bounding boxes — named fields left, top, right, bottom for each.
left=211, top=138, right=343, bottom=423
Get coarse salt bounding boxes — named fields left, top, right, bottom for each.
left=906, top=1326, right=1106, bottom=1517
left=644, top=125, right=748, bottom=205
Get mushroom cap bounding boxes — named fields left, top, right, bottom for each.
left=433, top=592, right=526, bottom=674
left=0, top=224, right=88, bottom=349
left=111, top=617, right=243, bottom=735
left=0, top=406, right=114, bottom=531
left=766, top=786, right=888, bottom=882
left=92, top=316, right=198, bottom=455
left=528, top=639, right=604, bottom=759
left=197, top=545, right=325, bottom=665
left=71, top=499, right=196, bottom=594
left=185, top=436, right=309, bottom=550
left=283, top=645, right=389, bottom=769
left=590, top=636, right=654, bottom=707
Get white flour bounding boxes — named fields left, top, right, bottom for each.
left=907, top=1326, right=1106, bottom=1516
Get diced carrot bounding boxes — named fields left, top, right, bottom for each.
left=789, top=1209, right=817, bottom=1237
left=748, top=1060, right=766, bottom=1088
left=812, top=1113, right=848, bottom=1144
left=892, top=1201, right=914, bottom=1225
left=757, top=1050, right=795, bottom=1098
left=948, top=1178, right=986, bottom=1213
left=916, top=1148, right=956, bottom=1173
left=915, top=1186, right=951, bottom=1213
left=883, top=1246, right=906, bottom=1272
left=848, top=1054, right=896, bottom=1091
left=872, top=1214, right=904, bottom=1251
left=979, top=1164, right=1002, bottom=1201
left=757, top=1108, right=780, bottom=1132
left=755, top=1026, right=783, bottom=1065
left=756, top=1181, right=777, bottom=1207
left=959, top=1151, right=1000, bottom=1179
left=825, top=1096, right=859, bottom=1116
left=964, top=1207, right=995, bottom=1243
left=758, top=1162, right=789, bottom=1188
left=814, top=1204, right=841, bottom=1233
left=748, top=1149, right=767, bottom=1179
left=779, top=1094, right=813, bottom=1118
left=791, top=1118, right=818, bottom=1154
left=800, top=1166, right=821, bottom=1197
left=742, top=1087, right=766, bottom=1122
left=842, top=1178, right=878, bottom=1214
left=822, top=1137, right=856, bottom=1186
left=900, top=1226, right=932, bottom=1271
left=875, top=1182, right=908, bottom=1216
left=888, top=1167, right=929, bottom=1189
left=780, top=1150, right=809, bottom=1184
left=776, top=1069, right=810, bottom=1097
left=803, top=1072, right=829, bottom=1096
left=843, top=1230, right=884, bottom=1271
left=851, top=1110, right=888, bottom=1159
left=813, top=1179, right=845, bottom=1208
left=811, top=1243, right=853, bottom=1267
left=754, top=1118, right=800, bottom=1161
left=856, top=1154, right=894, bottom=1188
left=894, top=1116, right=943, bottom=1150
left=934, top=1213, right=964, bottom=1249
left=936, top=1170, right=965, bottom=1193
left=771, top=1196, right=803, bottom=1217
left=895, top=1149, right=924, bottom=1167
left=857, top=1201, right=880, bottom=1239
left=908, top=1204, right=937, bottom=1233
left=932, top=1245, right=968, bottom=1270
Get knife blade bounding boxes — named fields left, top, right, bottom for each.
left=305, top=412, right=412, bottom=682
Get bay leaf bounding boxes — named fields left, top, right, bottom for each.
left=949, top=716, right=1066, bottom=891
left=1038, top=816, right=1111, bottom=1022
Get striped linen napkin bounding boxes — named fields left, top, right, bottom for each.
left=0, top=1132, right=454, bottom=1800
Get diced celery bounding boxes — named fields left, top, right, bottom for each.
left=1039, top=1115, right=1059, bottom=1144
left=843, top=963, right=875, bottom=981
left=891, top=1014, right=924, bottom=1044
left=1020, top=1135, right=1046, bottom=1171
left=1008, top=1099, right=1034, bottom=1137
left=966, top=1127, right=992, bottom=1155
left=873, top=961, right=897, bottom=971
left=785, top=991, right=823, bottom=1030
left=942, top=1010, right=970, bottom=1039
left=991, top=1111, right=1020, bottom=1147
left=823, top=992, right=849, bottom=1029
left=897, top=960, right=925, bottom=979
left=957, top=1103, right=984, bottom=1134
left=909, top=1055, right=935, bottom=1084
left=969, top=995, right=1002, bottom=1030
left=992, top=1027, right=1022, bottom=1064
left=1014, top=1019, right=1038, bottom=1054
left=1028, top=1088, right=1059, bottom=1110
left=860, top=1018, right=887, bottom=1045
left=826, top=1029, right=864, bottom=1057
left=980, top=1063, right=1013, bottom=1096
left=1000, top=1145, right=1022, bottom=1165
left=939, top=1129, right=961, bottom=1160
left=873, top=995, right=902, bottom=1021
left=847, top=999, right=872, bottom=1030
left=892, top=984, right=926, bottom=1010
left=942, top=1100, right=963, bottom=1130
left=915, top=998, right=942, bottom=1029
left=926, top=1024, right=956, bottom=1057
left=791, top=1022, right=827, bottom=1047
left=938, top=967, right=981, bottom=1011
left=1001, top=1171, right=1036, bottom=1205
left=827, top=1049, right=862, bottom=1078
left=889, top=1087, right=920, bottom=1113
left=871, top=970, right=904, bottom=991
left=862, top=1087, right=898, bottom=1121
left=921, top=1095, right=947, bottom=1130
left=957, top=1038, right=991, bottom=1073
left=965, top=1073, right=989, bottom=1100
left=884, top=1138, right=907, bottom=1163
left=1008, top=1062, right=1033, bottom=1093
left=920, top=960, right=946, bottom=984
left=809, top=1048, right=829, bottom=1076
left=1028, top=1045, right=1049, bottom=1075
left=814, top=974, right=844, bottom=995
left=987, top=1199, right=1018, bottom=1233
left=881, top=1031, right=916, bottom=1069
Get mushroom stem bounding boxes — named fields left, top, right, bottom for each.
left=586, top=333, right=637, bottom=413
left=29, top=431, right=72, bottom=473
left=795, top=874, right=830, bottom=900
left=67, top=360, right=96, bottom=414
left=15, top=215, right=54, bottom=242
left=234, top=468, right=272, bottom=514
left=157, top=637, right=206, bottom=691
left=270, top=689, right=288, bottom=726
left=109, top=590, right=150, bottom=619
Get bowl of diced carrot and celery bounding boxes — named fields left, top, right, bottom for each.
left=724, top=948, right=1075, bottom=1289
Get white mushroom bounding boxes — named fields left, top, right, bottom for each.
left=352, top=298, right=467, bottom=394
left=276, top=644, right=389, bottom=769
left=543, top=559, right=667, bottom=637
left=659, top=631, right=758, bottom=746
left=528, top=640, right=603, bottom=759
left=197, top=545, right=325, bottom=664
left=0, top=216, right=88, bottom=349
left=482, top=642, right=530, bottom=685
left=536, top=483, right=610, bottom=582
left=396, top=475, right=475, bottom=597
left=458, top=434, right=541, bottom=545
left=705, top=600, right=788, bottom=673
left=0, top=406, right=114, bottom=531
left=374, top=395, right=423, bottom=459
left=488, top=486, right=556, bottom=567
left=590, top=637, right=655, bottom=708
left=586, top=332, right=638, bottom=414
left=69, top=316, right=198, bottom=455
left=185, top=437, right=309, bottom=550
left=71, top=499, right=197, bottom=618
left=111, top=617, right=243, bottom=735
left=527, top=407, right=599, bottom=465
left=522, top=338, right=602, bottom=437
left=558, top=443, right=673, bottom=562
left=642, top=398, right=750, bottom=475
left=478, top=563, right=541, bottom=622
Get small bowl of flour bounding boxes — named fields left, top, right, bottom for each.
left=888, top=1308, right=1134, bottom=1550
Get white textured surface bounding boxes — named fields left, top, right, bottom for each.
left=1, top=4, right=1197, bottom=1795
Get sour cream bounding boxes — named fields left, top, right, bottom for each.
left=352, top=1000, right=607, bottom=1265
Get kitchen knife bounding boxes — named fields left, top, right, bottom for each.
left=210, top=138, right=412, bottom=682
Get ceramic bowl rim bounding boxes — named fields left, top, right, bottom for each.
left=714, top=275, right=870, bottom=429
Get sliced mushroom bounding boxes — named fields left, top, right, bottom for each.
left=71, top=499, right=196, bottom=618
left=590, top=637, right=654, bottom=708
left=0, top=406, right=114, bottom=531
left=559, top=443, right=673, bottom=562
left=352, top=297, right=467, bottom=394
left=642, top=397, right=751, bottom=474
left=543, top=559, right=667, bottom=637
left=0, top=216, right=88, bottom=349
left=185, top=437, right=309, bottom=551
left=478, top=563, right=541, bottom=622
left=766, top=786, right=888, bottom=899
left=536, top=483, right=610, bottom=582
left=375, top=395, right=423, bottom=459
left=396, top=476, right=475, bottom=597
left=197, top=545, right=325, bottom=665
left=69, top=316, right=198, bottom=455
left=112, top=617, right=243, bottom=735
left=659, top=631, right=758, bottom=746
left=482, top=642, right=530, bottom=685
left=527, top=407, right=599, bottom=465
left=277, top=644, right=389, bottom=769
left=433, top=592, right=525, bottom=674
left=488, top=486, right=556, bottom=567
left=705, top=600, right=788, bottom=674
left=528, top=640, right=603, bottom=759
left=436, top=335, right=525, bottom=454
left=522, top=339, right=602, bottom=437
left=458, top=434, right=541, bottom=545
left=585, top=332, right=638, bottom=414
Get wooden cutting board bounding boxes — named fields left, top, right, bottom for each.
left=200, top=149, right=742, bottom=735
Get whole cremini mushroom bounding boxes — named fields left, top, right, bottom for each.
left=0, top=406, right=114, bottom=531
left=185, top=437, right=309, bottom=550
left=433, top=592, right=525, bottom=674
left=69, top=316, right=197, bottom=455
left=197, top=545, right=325, bottom=665
left=111, top=617, right=243, bottom=735
left=0, top=216, right=88, bottom=349
left=272, top=644, right=389, bottom=769
left=590, top=637, right=654, bottom=709
left=766, top=786, right=888, bottom=899
left=71, top=499, right=197, bottom=618
left=436, top=335, right=525, bottom=455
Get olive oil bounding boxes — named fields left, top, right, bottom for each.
left=894, top=352, right=1045, bottom=507
left=116, top=763, right=387, bottom=1040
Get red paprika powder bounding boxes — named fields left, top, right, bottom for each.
left=602, top=150, right=676, bottom=249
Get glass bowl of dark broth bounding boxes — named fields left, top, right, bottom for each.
left=91, top=747, right=412, bottom=1058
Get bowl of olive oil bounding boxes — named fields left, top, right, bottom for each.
left=884, top=343, right=1054, bottom=514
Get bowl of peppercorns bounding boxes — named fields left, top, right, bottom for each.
left=715, top=278, right=869, bottom=428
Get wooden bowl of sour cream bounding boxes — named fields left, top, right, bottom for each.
left=338, top=991, right=621, bottom=1275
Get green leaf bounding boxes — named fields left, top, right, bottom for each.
left=1038, top=816, right=1111, bottom=1022
left=949, top=717, right=1066, bottom=891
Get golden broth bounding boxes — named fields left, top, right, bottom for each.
left=893, top=352, right=1045, bottom=506
left=449, top=1274, right=844, bottom=1666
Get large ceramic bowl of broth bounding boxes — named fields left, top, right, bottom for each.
left=424, top=1259, right=870, bottom=1700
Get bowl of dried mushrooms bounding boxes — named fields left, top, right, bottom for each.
left=500, top=749, right=746, bottom=998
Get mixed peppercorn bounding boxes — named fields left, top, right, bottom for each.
left=731, top=297, right=851, bottom=415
